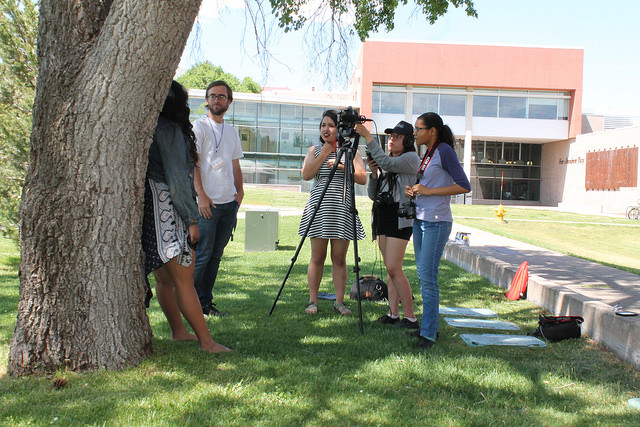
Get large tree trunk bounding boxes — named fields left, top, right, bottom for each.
left=8, top=0, right=203, bottom=376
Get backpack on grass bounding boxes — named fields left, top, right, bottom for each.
left=349, top=275, right=388, bottom=301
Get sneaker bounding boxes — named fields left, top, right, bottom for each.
left=407, top=330, right=440, bottom=340
left=393, top=318, right=419, bottom=329
left=374, top=314, right=399, bottom=325
left=202, top=303, right=228, bottom=317
left=418, top=337, right=435, bottom=350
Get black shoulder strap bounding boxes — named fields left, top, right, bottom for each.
left=381, top=171, right=397, bottom=193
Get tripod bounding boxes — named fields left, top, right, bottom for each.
left=269, top=136, right=366, bottom=334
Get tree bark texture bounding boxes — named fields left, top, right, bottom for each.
left=9, top=0, right=203, bottom=376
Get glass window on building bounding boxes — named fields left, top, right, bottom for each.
left=499, top=96, right=527, bottom=118
left=281, top=104, right=303, bottom=128
left=242, top=153, right=277, bottom=184
left=558, top=98, right=569, bottom=120
left=189, top=96, right=207, bottom=120
left=470, top=141, right=542, bottom=202
left=473, top=95, right=498, bottom=117
left=412, top=93, right=438, bottom=115
left=233, top=101, right=258, bottom=126
left=277, top=155, right=304, bottom=184
left=475, top=141, right=500, bottom=163
left=279, top=129, right=304, bottom=155
left=237, top=126, right=256, bottom=153
left=528, top=97, right=557, bottom=120
left=373, top=91, right=406, bottom=114
left=303, top=106, right=327, bottom=129
left=453, top=138, right=465, bottom=162
left=303, top=129, right=321, bottom=147
left=257, top=127, right=279, bottom=153
left=258, top=103, right=281, bottom=126
left=440, top=94, right=465, bottom=116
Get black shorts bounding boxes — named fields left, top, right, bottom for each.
left=373, top=202, right=413, bottom=241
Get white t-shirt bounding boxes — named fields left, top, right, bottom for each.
left=193, top=116, right=244, bottom=204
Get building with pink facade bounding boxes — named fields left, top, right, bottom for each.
left=189, top=40, right=639, bottom=213
left=349, top=40, right=585, bottom=204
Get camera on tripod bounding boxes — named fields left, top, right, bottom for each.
left=337, top=106, right=368, bottom=141
left=397, top=199, right=416, bottom=219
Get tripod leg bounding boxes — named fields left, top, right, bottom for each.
left=269, top=147, right=347, bottom=315
left=343, top=144, right=365, bottom=335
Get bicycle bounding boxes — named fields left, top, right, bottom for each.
left=627, top=200, right=640, bottom=220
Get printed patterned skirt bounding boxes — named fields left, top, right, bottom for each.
left=142, top=178, right=193, bottom=275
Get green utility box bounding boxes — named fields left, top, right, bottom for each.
left=245, top=210, right=279, bottom=252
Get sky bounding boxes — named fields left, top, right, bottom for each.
left=178, top=0, right=640, bottom=116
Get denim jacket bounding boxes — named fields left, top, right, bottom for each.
left=146, top=115, right=199, bottom=226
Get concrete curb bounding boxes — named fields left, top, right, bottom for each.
left=443, top=241, right=640, bottom=369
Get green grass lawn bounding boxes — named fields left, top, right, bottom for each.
left=449, top=204, right=640, bottom=275
left=2, top=188, right=640, bottom=425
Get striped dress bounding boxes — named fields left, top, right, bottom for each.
left=298, top=144, right=366, bottom=240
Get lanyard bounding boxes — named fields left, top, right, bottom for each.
left=416, top=141, right=440, bottom=183
left=207, top=118, right=225, bottom=153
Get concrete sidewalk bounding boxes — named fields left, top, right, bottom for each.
left=444, top=223, right=640, bottom=369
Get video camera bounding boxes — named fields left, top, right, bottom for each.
left=337, top=106, right=369, bottom=141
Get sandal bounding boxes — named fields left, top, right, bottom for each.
left=305, top=301, right=318, bottom=314
left=333, top=303, right=352, bottom=315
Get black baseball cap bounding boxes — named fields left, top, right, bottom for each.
left=384, top=121, right=413, bottom=136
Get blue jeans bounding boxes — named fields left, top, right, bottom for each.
left=194, top=201, right=238, bottom=307
left=413, top=220, right=452, bottom=341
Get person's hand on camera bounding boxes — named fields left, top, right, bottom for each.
left=368, top=158, right=378, bottom=174
left=354, top=123, right=374, bottom=143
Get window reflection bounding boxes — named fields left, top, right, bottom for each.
left=470, top=141, right=542, bottom=201
left=473, top=96, right=498, bottom=117
left=499, top=97, right=527, bottom=118
left=233, top=101, right=258, bottom=126
left=440, top=95, right=465, bottom=116
left=412, top=93, right=438, bottom=114
left=529, top=98, right=557, bottom=120
left=374, top=92, right=406, bottom=114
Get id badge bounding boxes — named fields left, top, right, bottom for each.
left=211, top=158, right=224, bottom=170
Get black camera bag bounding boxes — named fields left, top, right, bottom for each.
left=530, top=315, right=583, bottom=342
left=350, top=275, right=388, bottom=301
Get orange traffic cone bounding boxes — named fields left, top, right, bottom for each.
left=505, top=261, right=528, bottom=301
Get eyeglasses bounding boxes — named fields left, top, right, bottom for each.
left=414, top=126, right=428, bottom=133
left=207, top=94, right=228, bottom=101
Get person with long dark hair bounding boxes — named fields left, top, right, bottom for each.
left=298, top=110, right=367, bottom=315
left=404, top=112, right=470, bottom=350
left=142, top=80, right=230, bottom=353
left=355, top=121, right=421, bottom=329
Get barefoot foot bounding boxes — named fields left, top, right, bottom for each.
left=200, top=341, right=232, bottom=353
left=172, top=332, right=198, bottom=342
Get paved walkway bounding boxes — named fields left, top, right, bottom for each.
left=445, top=223, right=640, bottom=369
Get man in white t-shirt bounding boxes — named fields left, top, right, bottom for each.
left=192, top=80, right=244, bottom=316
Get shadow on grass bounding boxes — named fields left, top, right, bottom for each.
left=1, top=227, right=640, bottom=424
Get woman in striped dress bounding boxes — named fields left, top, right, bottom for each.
left=298, top=110, right=367, bottom=315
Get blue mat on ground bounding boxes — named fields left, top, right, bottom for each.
left=445, top=317, right=520, bottom=330
left=460, top=334, right=546, bottom=347
left=318, top=292, right=336, bottom=300
left=440, top=307, right=498, bottom=317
